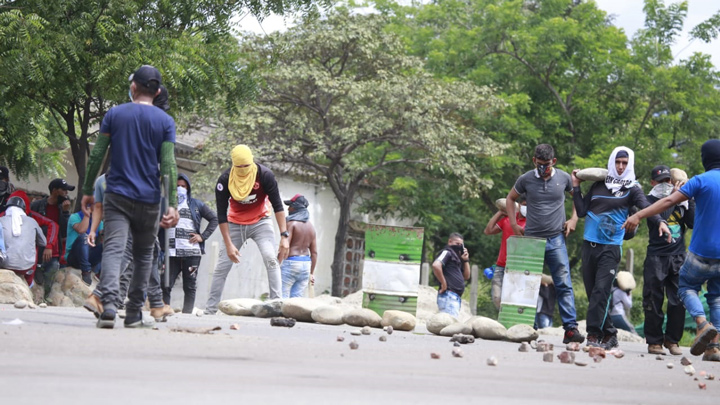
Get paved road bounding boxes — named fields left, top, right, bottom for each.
left=1, top=304, right=718, bottom=405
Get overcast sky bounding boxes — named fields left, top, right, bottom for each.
left=237, top=0, right=719, bottom=67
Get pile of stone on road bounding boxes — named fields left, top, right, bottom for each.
left=216, top=293, right=419, bottom=331
left=538, top=320, right=644, bottom=343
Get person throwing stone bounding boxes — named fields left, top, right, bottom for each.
left=204, top=145, right=289, bottom=314
left=506, top=144, right=584, bottom=343
left=624, top=139, right=720, bottom=362
left=572, top=146, right=666, bottom=350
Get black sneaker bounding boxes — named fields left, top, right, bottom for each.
left=124, top=311, right=155, bottom=328
left=81, top=272, right=92, bottom=286
left=586, top=334, right=603, bottom=347
left=96, top=310, right=116, bottom=329
left=563, top=327, right=586, bottom=344
left=603, top=334, right=619, bottom=350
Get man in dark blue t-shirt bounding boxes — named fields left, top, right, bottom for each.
left=80, top=65, right=179, bottom=329
left=432, top=233, right=470, bottom=317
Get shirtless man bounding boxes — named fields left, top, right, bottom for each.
left=281, top=194, right=317, bottom=298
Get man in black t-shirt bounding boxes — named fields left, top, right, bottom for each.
left=432, top=233, right=470, bottom=317
left=643, top=165, right=695, bottom=356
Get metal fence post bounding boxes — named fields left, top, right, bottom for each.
left=470, top=265, right=479, bottom=316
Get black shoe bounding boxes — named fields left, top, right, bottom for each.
left=603, top=334, right=619, bottom=350
left=563, top=327, right=586, bottom=344
left=586, top=334, right=603, bottom=347
left=96, top=310, right=116, bottom=329
left=81, top=272, right=92, bottom=286
left=124, top=311, right=155, bottom=328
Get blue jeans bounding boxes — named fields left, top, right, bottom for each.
left=610, top=314, right=637, bottom=334
left=437, top=290, right=461, bottom=318
left=281, top=257, right=311, bottom=298
left=544, top=233, right=578, bottom=330
left=67, top=233, right=103, bottom=274
left=535, top=313, right=553, bottom=329
left=678, top=252, right=720, bottom=332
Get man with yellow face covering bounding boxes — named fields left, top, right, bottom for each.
left=204, top=145, right=290, bottom=314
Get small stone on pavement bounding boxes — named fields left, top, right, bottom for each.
left=667, top=363, right=674, bottom=369
left=685, top=365, right=696, bottom=376
left=681, top=357, right=692, bottom=366
left=230, top=324, right=240, bottom=330
left=431, top=353, right=440, bottom=359
left=349, top=341, right=359, bottom=350
left=379, top=336, right=387, bottom=342
left=452, top=348, right=463, bottom=358
left=361, top=326, right=371, bottom=335
left=486, top=356, right=498, bottom=366
left=543, top=352, right=553, bottom=363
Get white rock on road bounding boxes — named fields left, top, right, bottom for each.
left=0, top=270, right=34, bottom=304
left=426, top=312, right=457, bottom=335
left=381, top=310, right=416, bottom=331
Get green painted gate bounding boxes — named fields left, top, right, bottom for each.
left=361, top=225, right=424, bottom=317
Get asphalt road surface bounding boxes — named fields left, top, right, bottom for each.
left=1, top=305, right=718, bottom=405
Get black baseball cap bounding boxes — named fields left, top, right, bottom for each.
left=284, top=194, right=309, bottom=207
left=0, top=166, right=9, bottom=180
left=48, top=178, right=75, bottom=192
left=651, top=165, right=671, bottom=181
left=129, top=65, right=162, bottom=91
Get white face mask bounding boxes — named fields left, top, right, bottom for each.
left=520, top=205, right=527, bottom=217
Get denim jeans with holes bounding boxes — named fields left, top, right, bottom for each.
left=437, top=290, right=461, bottom=318
left=678, top=252, right=720, bottom=332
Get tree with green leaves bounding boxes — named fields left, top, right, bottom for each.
left=198, top=9, right=507, bottom=296
left=0, top=0, right=319, bottom=194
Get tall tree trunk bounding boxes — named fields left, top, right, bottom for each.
left=330, top=193, right=353, bottom=297
left=68, top=136, right=87, bottom=212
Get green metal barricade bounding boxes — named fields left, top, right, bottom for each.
left=497, top=236, right=546, bottom=328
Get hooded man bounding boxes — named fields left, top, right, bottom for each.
left=0, top=190, right=59, bottom=288
left=162, top=174, right=218, bottom=313
left=0, top=196, right=46, bottom=286
left=432, top=233, right=470, bottom=317
left=204, top=145, right=289, bottom=314
left=642, top=165, right=695, bottom=356
left=281, top=194, right=317, bottom=298
left=624, top=139, right=720, bottom=362
left=573, top=146, right=668, bottom=350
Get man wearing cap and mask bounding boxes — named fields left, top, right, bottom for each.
left=204, top=145, right=289, bottom=314
left=79, top=64, right=179, bottom=329
left=506, top=144, right=584, bottom=344
left=281, top=194, right=317, bottom=298
left=624, top=139, right=720, bottom=362
left=642, top=164, right=695, bottom=355
left=31, top=178, right=74, bottom=295
left=573, top=147, right=668, bottom=350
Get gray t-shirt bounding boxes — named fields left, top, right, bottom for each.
left=1, top=215, right=46, bottom=270
left=513, top=169, right=573, bottom=238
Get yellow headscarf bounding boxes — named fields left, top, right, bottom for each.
left=228, top=145, right=258, bottom=201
